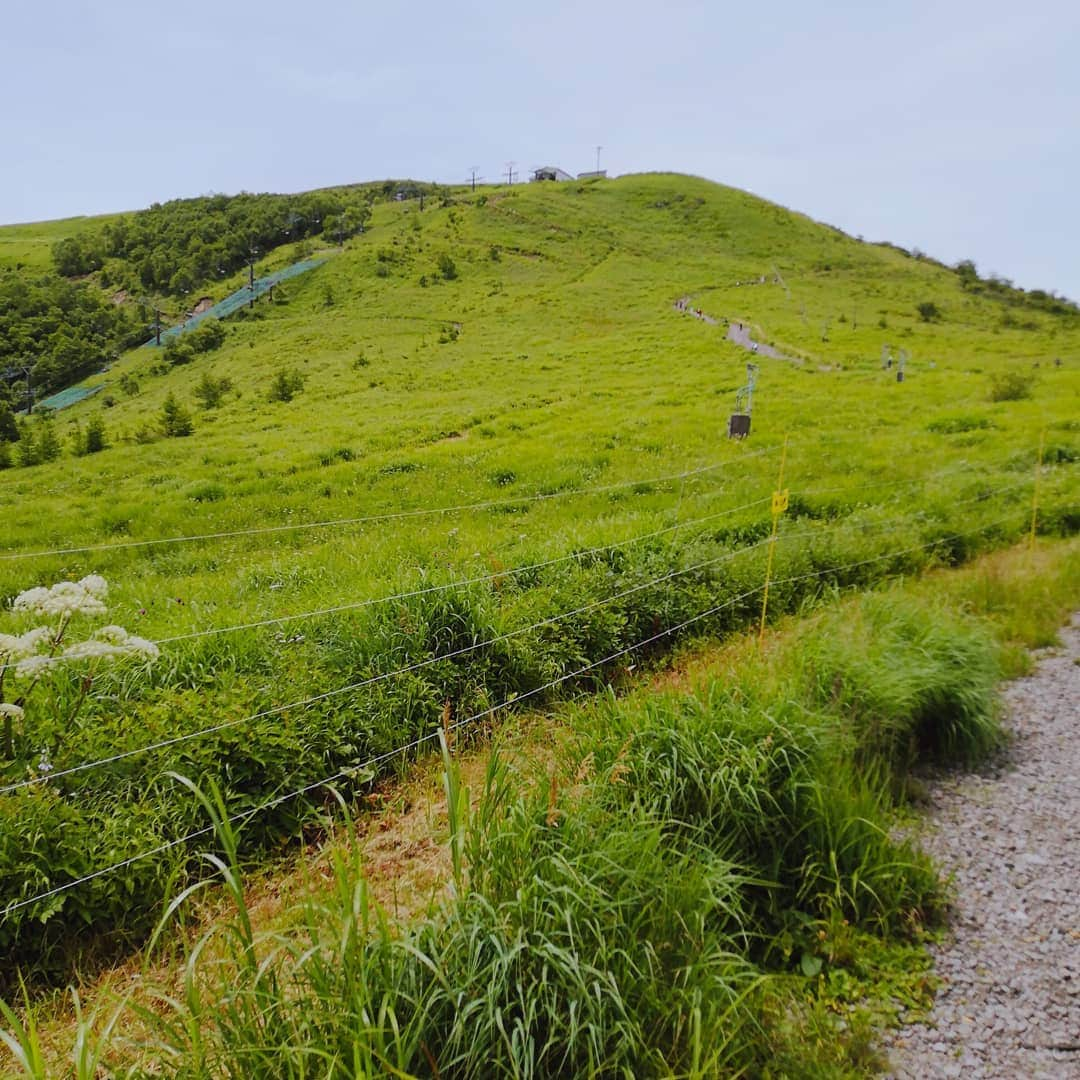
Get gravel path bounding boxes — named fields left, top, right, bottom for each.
left=672, top=298, right=798, bottom=361
left=886, top=616, right=1080, bottom=1079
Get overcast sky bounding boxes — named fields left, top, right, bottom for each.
left=5, top=0, right=1078, bottom=298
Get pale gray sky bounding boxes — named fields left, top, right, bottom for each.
left=5, top=0, right=1078, bottom=298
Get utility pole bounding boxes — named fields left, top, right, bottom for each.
left=138, top=297, right=163, bottom=345
left=247, top=247, right=258, bottom=308
left=506, top=161, right=515, bottom=185
left=596, top=145, right=603, bottom=174
left=469, top=166, right=480, bottom=192
left=21, top=363, right=33, bottom=415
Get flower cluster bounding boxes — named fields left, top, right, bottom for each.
left=1, top=617, right=158, bottom=679
left=3, top=574, right=161, bottom=761
left=62, top=626, right=159, bottom=664
left=13, top=575, right=109, bottom=618
left=0, top=627, right=54, bottom=661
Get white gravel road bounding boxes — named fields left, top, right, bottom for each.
left=885, top=616, right=1080, bottom=1079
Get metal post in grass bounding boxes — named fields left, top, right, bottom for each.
left=1029, top=429, right=1045, bottom=550
left=758, top=435, right=790, bottom=647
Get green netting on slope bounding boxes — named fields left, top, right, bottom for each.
left=146, top=258, right=327, bottom=346
left=36, top=384, right=105, bottom=412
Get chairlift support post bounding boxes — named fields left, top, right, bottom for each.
left=728, top=361, right=759, bottom=438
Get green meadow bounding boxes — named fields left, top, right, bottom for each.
left=0, top=173, right=1077, bottom=1073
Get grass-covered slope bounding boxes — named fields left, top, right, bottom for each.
left=0, top=173, right=1077, bottom=985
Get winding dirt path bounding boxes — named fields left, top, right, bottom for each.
left=673, top=299, right=799, bottom=362
left=886, top=617, right=1080, bottom=1079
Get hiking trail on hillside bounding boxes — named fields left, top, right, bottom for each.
left=886, top=616, right=1080, bottom=1079
left=673, top=298, right=800, bottom=361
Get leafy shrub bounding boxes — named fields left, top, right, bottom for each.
left=926, top=413, right=994, bottom=434
left=161, top=393, right=193, bottom=437
left=437, top=253, right=458, bottom=281
left=916, top=301, right=942, bottom=322
left=267, top=368, right=305, bottom=403
left=187, top=482, right=226, bottom=503
left=318, top=447, right=356, bottom=466
left=72, top=415, right=108, bottom=455
left=988, top=368, right=1037, bottom=402
left=194, top=371, right=234, bottom=410
left=0, top=401, right=19, bottom=443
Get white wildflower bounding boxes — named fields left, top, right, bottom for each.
left=1, top=628, right=55, bottom=668
left=0, top=702, right=24, bottom=721
left=36, top=747, right=54, bottom=775
left=63, top=628, right=157, bottom=663
left=62, top=640, right=124, bottom=661
left=17, top=627, right=54, bottom=655
left=12, top=579, right=109, bottom=618
left=12, top=587, right=50, bottom=613
left=123, top=635, right=159, bottom=660
left=13, top=655, right=57, bottom=679
left=78, top=575, right=108, bottom=599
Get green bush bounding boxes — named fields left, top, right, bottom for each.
left=988, top=368, right=1037, bottom=402
left=267, top=368, right=305, bottom=403
left=161, top=393, right=193, bottom=437
left=72, top=415, right=108, bottom=456
left=437, top=253, right=458, bottom=281
left=193, top=371, right=233, bottom=410
left=926, top=413, right=994, bottom=434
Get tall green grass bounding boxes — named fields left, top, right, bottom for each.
left=3, top=579, right=1030, bottom=1077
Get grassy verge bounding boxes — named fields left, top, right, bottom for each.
left=4, top=487, right=1065, bottom=986
left=4, top=538, right=1077, bottom=1077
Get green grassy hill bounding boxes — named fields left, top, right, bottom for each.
left=0, top=172, right=1077, bottom=995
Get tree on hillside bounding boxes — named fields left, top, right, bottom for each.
left=161, top=393, right=194, bottom=437
left=955, top=259, right=978, bottom=287
left=0, top=401, right=18, bottom=443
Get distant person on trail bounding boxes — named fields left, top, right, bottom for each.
left=751, top=343, right=758, bottom=354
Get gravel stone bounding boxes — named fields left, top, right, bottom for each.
left=885, top=616, right=1080, bottom=1079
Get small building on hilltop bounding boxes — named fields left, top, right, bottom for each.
left=577, top=170, right=607, bottom=180
left=531, top=166, right=573, bottom=182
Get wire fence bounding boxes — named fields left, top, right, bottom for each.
left=1, top=509, right=1023, bottom=917
left=146, top=258, right=327, bottom=347
left=0, top=469, right=1033, bottom=681
left=0, top=450, right=777, bottom=563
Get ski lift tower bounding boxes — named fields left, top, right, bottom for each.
left=728, top=362, right=759, bottom=438
left=896, top=349, right=908, bottom=383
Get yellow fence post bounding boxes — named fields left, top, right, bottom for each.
left=1029, top=429, right=1045, bottom=550
left=758, top=436, right=790, bottom=647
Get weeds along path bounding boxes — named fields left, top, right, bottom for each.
left=673, top=298, right=801, bottom=362
left=887, top=616, right=1080, bottom=1079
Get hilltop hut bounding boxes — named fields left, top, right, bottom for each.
left=531, top=166, right=573, bottom=182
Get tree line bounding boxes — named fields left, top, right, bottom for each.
left=48, top=185, right=426, bottom=297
